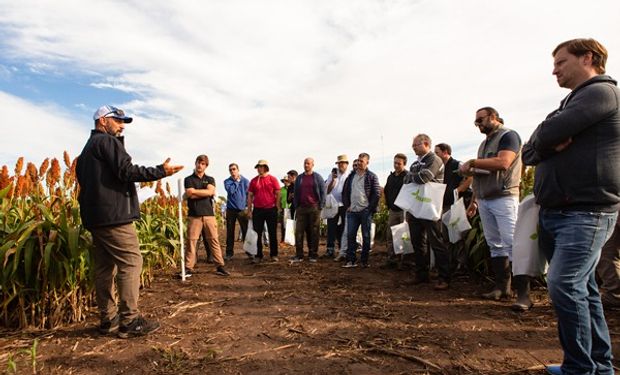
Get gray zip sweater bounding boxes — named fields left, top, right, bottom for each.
left=522, top=75, right=620, bottom=212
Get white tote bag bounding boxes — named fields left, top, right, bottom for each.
left=441, top=197, right=472, bottom=243
left=395, top=182, right=446, bottom=221
left=356, top=222, right=376, bottom=248
left=512, top=194, right=547, bottom=277
left=243, top=219, right=259, bottom=255
left=390, top=221, right=414, bottom=255
left=321, top=194, right=339, bottom=219
left=284, top=215, right=296, bottom=246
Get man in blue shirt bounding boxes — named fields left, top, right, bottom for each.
left=224, top=163, right=250, bottom=259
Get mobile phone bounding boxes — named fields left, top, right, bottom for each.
left=332, top=168, right=338, bottom=175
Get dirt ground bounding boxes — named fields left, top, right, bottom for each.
left=2, top=235, right=620, bottom=375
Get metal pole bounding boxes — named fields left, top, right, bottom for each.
left=177, top=179, right=186, bottom=282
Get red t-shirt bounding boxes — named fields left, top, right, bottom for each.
left=248, top=174, right=280, bottom=209
left=299, top=173, right=318, bottom=207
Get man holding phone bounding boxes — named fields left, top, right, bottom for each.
left=325, top=155, right=351, bottom=258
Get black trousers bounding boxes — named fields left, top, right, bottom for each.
left=253, top=207, right=278, bottom=258
left=326, top=206, right=347, bottom=252
left=226, top=208, right=248, bottom=256
left=407, top=213, right=451, bottom=282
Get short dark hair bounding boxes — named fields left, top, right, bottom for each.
left=435, top=143, right=452, bottom=155
left=287, top=169, right=298, bottom=177
left=358, top=152, right=370, bottom=161
left=394, top=153, right=407, bottom=164
left=553, top=38, right=608, bottom=74
left=195, top=154, right=209, bottom=164
left=228, top=163, right=239, bottom=170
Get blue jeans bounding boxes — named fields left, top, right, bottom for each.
left=539, top=209, right=617, bottom=375
left=346, top=209, right=372, bottom=264
left=478, top=195, right=519, bottom=259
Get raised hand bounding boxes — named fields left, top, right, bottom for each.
left=162, top=158, right=184, bottom=176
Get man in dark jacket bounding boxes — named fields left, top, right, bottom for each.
left=290, top=157, right=326, bottom=262
left=341, top=152, right=381, bottom=268
left=522, top=38, right=620, bottom=375
left=383, top=153, right=408, bottom=267
left=405, top=134, right=451, bottom=290
left=76, top=105, right=183, bottom=338
left=435, top=143, right=472, bottom=274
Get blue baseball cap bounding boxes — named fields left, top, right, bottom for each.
left=93, top=105, right=133, bottom=123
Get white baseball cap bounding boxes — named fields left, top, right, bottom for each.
left=93, top=105, right=133, bottom=123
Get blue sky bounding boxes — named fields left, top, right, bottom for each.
left=1, top=0, right=619, bottom=194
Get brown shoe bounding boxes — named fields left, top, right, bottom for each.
left=434, top=280, right=449, bottom=291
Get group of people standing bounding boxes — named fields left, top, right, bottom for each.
left=77, top=37, right=619, bottom=375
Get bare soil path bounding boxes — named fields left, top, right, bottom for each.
left=2, top=240, right=620, bottom=374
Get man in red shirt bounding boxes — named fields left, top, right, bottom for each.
left=246, top=159, right=281, bottom=263
left=290, top=157, right=326, bottom=263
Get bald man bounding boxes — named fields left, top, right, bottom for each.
left=290, top=157, right=326, bottom=263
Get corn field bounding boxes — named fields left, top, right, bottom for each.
left=0, top=154, right=181, bottom=330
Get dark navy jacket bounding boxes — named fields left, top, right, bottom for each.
left=522, top=75, right=620, bottom=212
left=342, top=170, right=381, bottom=214
left=76, top=130, right=166, bottom=229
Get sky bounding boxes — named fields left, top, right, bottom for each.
left=1, top=0, right=619, bottom=197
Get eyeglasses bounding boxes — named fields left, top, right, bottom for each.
left=474, top=115, right=488, bottom=126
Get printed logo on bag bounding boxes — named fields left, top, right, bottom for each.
left=449, top=217, right=461, bottom=227
left=402, top=233, right=410, bottom=241
left=411, top=189, right=432, bottom=203
left=529, top=232, right=538, bottom=240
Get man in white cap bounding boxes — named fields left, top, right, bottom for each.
left=324, top=155, right=351, bottom=258
left=76, top=105, right=183, bottom=338
left=246, top=159, right=281, bottom=263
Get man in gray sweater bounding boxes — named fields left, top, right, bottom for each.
left=405, top=134, right=451, bottom=290
left=522, top=38, right=620, bottom=375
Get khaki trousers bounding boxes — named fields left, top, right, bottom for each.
left=90, top=223, right=142, bottom=326
left=186, top=216, right=224, bottom=269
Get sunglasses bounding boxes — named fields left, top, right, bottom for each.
left=474, top=114, right=489, bottom=126
left=104, top=107, right=125, bottom=118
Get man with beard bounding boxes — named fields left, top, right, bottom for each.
left=459, top=107, right=522, bottom=301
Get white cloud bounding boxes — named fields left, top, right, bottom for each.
left=0, top=91, right=87, bottom=166
left=1, top=0, right=619, bottom=193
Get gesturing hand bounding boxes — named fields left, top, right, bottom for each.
left=163, top=158, right=184, bottom=176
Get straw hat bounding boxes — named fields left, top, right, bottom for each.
left=254, top=159, right=269, bottom=168
left=335, top=154, right=349, bottom=164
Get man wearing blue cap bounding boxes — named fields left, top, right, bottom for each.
left=77, top=105, right=183, bottom=338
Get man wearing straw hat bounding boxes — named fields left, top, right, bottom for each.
left=325, top=154, right=351, bottom=258
left=247, top=159, right=281, bottom=263
left=77, top=105, right=183, bottom=338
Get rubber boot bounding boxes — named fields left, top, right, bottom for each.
left=511, top=275, right=533, bottom=311
left=481, top=256, right=512, bottom=300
